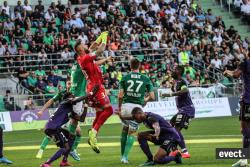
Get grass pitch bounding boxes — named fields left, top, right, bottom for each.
left=2, top=116, right=243, bottom=167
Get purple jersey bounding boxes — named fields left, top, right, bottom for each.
left=239, top=59, right=250, bottom=103
left=45, top=103, right=73, bottom=130
left=143, top=112, right=181, bottom=142
left=172, top=78, right=195, bottom=117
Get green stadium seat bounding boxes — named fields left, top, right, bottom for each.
left=55, top=17, right=62, bottom=26
left=42, top=28, right=48, bottom=33
left=3, top=36, right=10, bottom=43
left=22, top=43, right=29, bottom=50
left=31, top=28, right=37, bottom=34
left=20, top=28, right=25, bottom=33
left=86, top=16, right=93, bottom=23
left=0, top=96, right=6, bottom=112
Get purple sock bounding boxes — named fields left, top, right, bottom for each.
left=46, top=148, right=66, bottom=164
left=156, top=156, right=176, bottom=164
left=242, top=128, right=250, bottom=148
left=177, top=131, right=187, bottom=152
left=138, top=138, right=153, bottom=161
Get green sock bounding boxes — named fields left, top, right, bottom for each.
left=40, top=136, right=50, bottom=150
left=123, top=135, right=135, bottom=159
left=71, top=135, right=81, bottom=151
left=68, top=124, right=77, bottom=134
left=120, top=131, right=128, bottom=156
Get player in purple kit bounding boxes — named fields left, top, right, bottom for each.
left=40, top=85, right=98, bottom=167
left=224, top=48, right=250, bottom=167
left=161, top=65, right=195, bottom=158
left=131, top=107, right=182, bottom=166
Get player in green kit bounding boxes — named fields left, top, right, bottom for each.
left=117, top=58, right=155, bottom=164
left=36, top=79, right=84, bottom=161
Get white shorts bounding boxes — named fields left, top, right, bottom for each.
left=121, top=103, right=143, bottom=131
left=73, top=100, right=83, bottom=116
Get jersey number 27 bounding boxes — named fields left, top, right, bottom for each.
left=127, top=80, right=143, bottom=92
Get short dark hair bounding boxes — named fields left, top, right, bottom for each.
left=130, top=58, right=140, bottom=70
left=74, top=40, right=82, bottom=53
left=6, top=90, right=10, bottom=94
left=131, top=107, right=143, bottom=119
left=177, top=65, right=185, bottom=75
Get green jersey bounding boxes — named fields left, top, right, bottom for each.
left=119, top=72, right=154, bottom=105
left=69, top=62, right=87, bottom=97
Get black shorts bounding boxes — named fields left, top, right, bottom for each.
left=45, top=128, right=72, bottom=148
left=170, top=113, right=192, bottom=129
left=146, top=131, right=177, bottom=154
left=240, top=101, right=250, bottom=122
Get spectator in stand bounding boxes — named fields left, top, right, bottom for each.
left=24, top=96, right=35, bottom=110
left=70, top=14, right=84, bottom=29
left=44, top=8, right=55, bottom=24
left=61, top=47, right=71, bottom=63
left=1, top=1, right=9, bottom=16
left=35, top=75, right=47, bottom=94
left=95, top=7, right=107, bottom=19
left=3, top=90, right=21, bottom=111
left=38, top=49, right=48, bottom=64
left=52, top=65, right=62, bottom=77
left=27, top=72, right=38, bottom=92
left=35, top=66, right=46, bottom=78
left=35, top=0, right=44, bottom=14
left=45, top=80, right=57, bottom=98
left=23, top=0, right=33, bottom=16
left=47, top=71, right=60, bottom=87
left=210, top=54, right=222, bottom=70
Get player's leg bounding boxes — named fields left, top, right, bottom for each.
left=232, top=120, right=250, bottom=167
left=122, top=121, right=138, bottom=163
left=0, top=127, right=12, bottom=164
left=60, top=130, right=75, bottom=167
left=171, top=113, right=191, bottom=158
left=41, top=129, right=73, bottom=167
left=70, top=125, right=81, bottom=161
left=120, top=125, right=128, bottom=161
left=138, top=131, right=156, bottom=166
left=36, top=136, right=51, bottom=159
left=153, top=141, right=181, bottom=165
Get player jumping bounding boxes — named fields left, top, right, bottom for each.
left=117, top=58, right=155, bottom=163
left=161, top=65, right=195, bottom=158
left=75, top=31, right=114, bottom=153
left=131, top=107, right=182, bottom=166
left=224, top=48, right=250, bottom=167
left=40, top=83, right=97, bottom=167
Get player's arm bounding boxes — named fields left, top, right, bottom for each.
left=161, top=85, right=188, bottom=97
left=95, top=32, right=108, bottom=57
left=96, top=56, right=112, bottom=65
left=89, top=32, right=106, bottom=52
left=149, top=117, right=160, bottom=140
left=144, top=79, right=155, bottom=106
left=71, top=103, right=88, bottom=122
left=37, top=98, right=54, bottom=117
left=118, top=89, right=124, bottom=114
left=144, top=91, right=155, bottom=106
left=224, top=69, right=242, bottom=78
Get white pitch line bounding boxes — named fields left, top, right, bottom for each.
left=4, top=138, right=242, bottom=151
left=3, top=134, right=242, bottom=145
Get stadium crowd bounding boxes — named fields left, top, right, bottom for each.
left=0, top=0, right=249, bottom=98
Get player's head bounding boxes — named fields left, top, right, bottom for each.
left=172, top=65, right=184, bottom=80
left=130, top=58, right=141, bottom=71
left=132, top=107, right=146, bottom=123
left=74, top=40, right=89, bottom=55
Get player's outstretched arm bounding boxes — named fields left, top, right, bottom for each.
left=144, top=91, right=155, bottom=106
left=224, top=69, right=242, bottom=78
left=96, top=56, right=112, bottom=65
left=37, top=99, right=54, bottom=117
left=95, top=32, right=108, bottom=56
